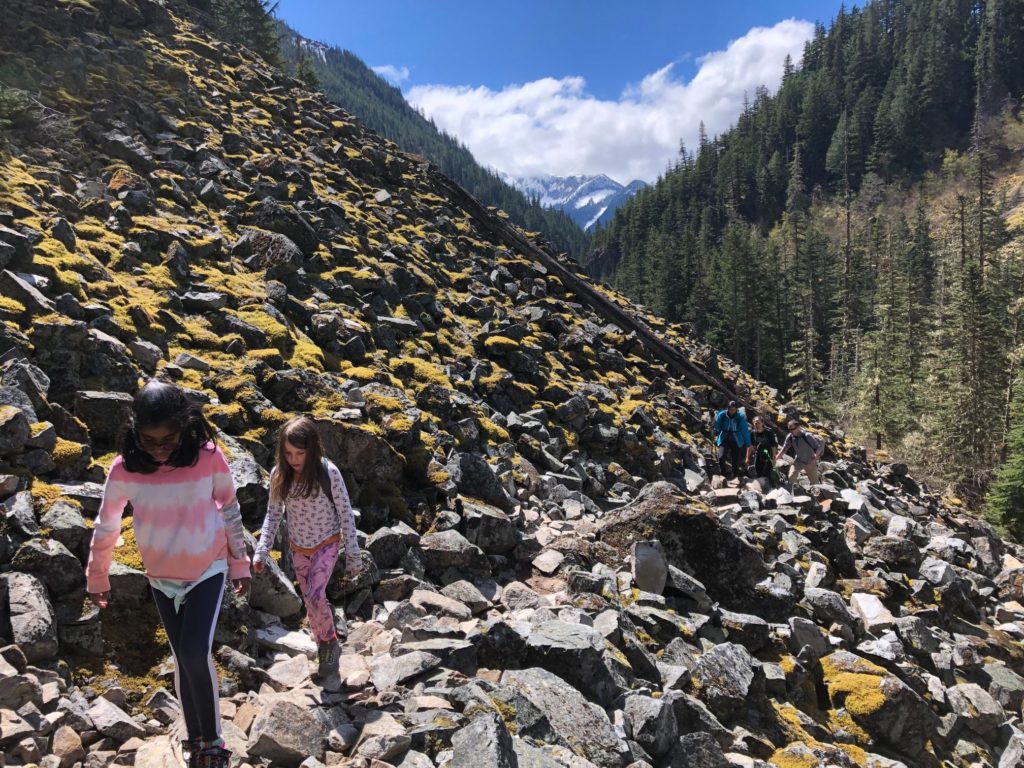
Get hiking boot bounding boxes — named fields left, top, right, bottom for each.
left=317, top=639, right=340, bottom=677
left=194, top=746, right=231, bottom=768
left=183, top=739, right=196, bottom=768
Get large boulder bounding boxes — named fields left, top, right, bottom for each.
left=11, top=538, right=85, bottom=596
left=451, top=712, right=517, bottom=768
left=625, top=694, right=678, bottom=758
left=219, top=433, right=269, bottom=522
left=1, top=572, right=58, bottom=661
left=246, top=693, right=330, bottom=766
left=0, top=404, right=30, bottom=455
left=447, top=452, right=515, bottom=512
left=72, top=390, right=133, bottom=448
left=314, top=418, right=404, bottom=484
left=233, top=228, right=305, bottom=278
left=418, top=530, right=488, bottom=574
left=524, top=620, right=629, bottom=706
left=240, top=199, right=319, bottom=254
left=461, top=499, right=517, bottom=554
left=692, top=642, right=765, bottom=722
left=598, top=482, right=785, bottom=618
left=819, top=651, right=940, bottom=757
left=501, top=667, right=629, bottom=767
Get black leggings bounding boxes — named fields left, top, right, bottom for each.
left=151, top=573, right=225, bottom=742
left=717, top=437, right=743, bottom=478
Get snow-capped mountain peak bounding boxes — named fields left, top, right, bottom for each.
left=502, top=173, right=646, bottom=231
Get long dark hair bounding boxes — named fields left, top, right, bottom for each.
left=270, top=416, right=324, bottom=502
left=118, top=380, right=215, bottom=474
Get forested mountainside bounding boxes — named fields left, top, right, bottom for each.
left=587, top=0, right=1024, bottom=510
left=3, top=1, right=1024, bottom=767
left=276, top=29, right=590, bottom=260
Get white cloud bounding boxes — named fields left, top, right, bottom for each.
left=407, top=19, right=814, bottom=184
left=372, top=64, right=410, bottom=84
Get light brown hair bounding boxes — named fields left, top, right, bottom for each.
left=270, top=416, right=324, bottom=502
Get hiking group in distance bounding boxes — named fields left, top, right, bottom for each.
left=712, top=400, right=824, bottom=489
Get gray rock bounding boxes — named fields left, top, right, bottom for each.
left=418, top=529, right=488, bottom=574
left=0, top=270, right=55, bottom=315
left=0, top=402, right=30, bottom=454
left=219, top=433, right=269, bottom=522
left=663, top=691, right=731, bottom=748
left=999, top=728, right=1024, bottom=768
left=462, top=499, right=517, bottom=554
left=12, top=538, right=85, bottom=596
left=0, top=377, right=42, bottom=422
left=128, top=340, right=164, bottom=372
left=946, top=683, right=1005, bottom=734
left=849, top=592, right=896, bottom=633
left=441, top=580, right=491, bottom=614
left=803, top=587, right=857, bottom=628
left=358, top=733, right=412, bottom=762
left=234, top=227, right=305, bottom=278
left=451, top=712, right=517, bottom=768
left=982, top=662, right=1024, bottom=713
left=692, top=642, right=764, bottom=722
left=249, top=537, right=303, bottom=618
left=624, top=694, right=677, bottom=758
left=448, top=453, right=516, bottom=512
left=821, top=650, right=939, bottom=755
left=367, top=526, right=409, bottom=569
left=597, top=483, right=781, bottom=619
left=410, top=588, right=472, bottom=620
left=371, top=650, right=442, bottom=691
left=919, top=557, right=957, bottom=586
left=525, top=620, right=627, bottom=706
left=39, top=501, right=91, bottom=562
left=88, top=696, right=147, bottom=741
left=1, top=572, right=58, bottom=661
left=180, top=291, right=227, bottom=311
left=864, top=536, right=922, bottom=568
left=669, top=732, right=730, bottom=768
left=502, top=667, right=628, bottom=767
left=72, top=391, right=133, bottom=448
left=532, top=549, right=565, bottom=575
left=3, top=490, right=39, bottom=537
left=718, top=609, right=770, bottom=652
left=631, top=541, right=668, bottom=595
left=894, top=616, right=939, bottom=654
left=500, top=581, right=543, bottom=610
left=247, top=694, right=329, bottom=766
left=788, top=616, right=829, bottom=660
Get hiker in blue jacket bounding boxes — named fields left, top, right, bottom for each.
left=713, top=401, right=751, bottom=480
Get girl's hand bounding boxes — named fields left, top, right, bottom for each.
left=90, top=591, right=110, bottom=609
left=345, top=560, right=363, bottom=578
left=253, top=559, right=265, bottom=574
left=232, top=578, right=251, bottom=597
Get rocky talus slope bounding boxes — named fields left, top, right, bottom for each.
left=2, top=2, right=1024, bottom=767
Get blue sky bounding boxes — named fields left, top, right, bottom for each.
left=278, top=1, right=846, bottom=183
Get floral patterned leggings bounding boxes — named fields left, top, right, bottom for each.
left=291, top=539, right=340, bottom=643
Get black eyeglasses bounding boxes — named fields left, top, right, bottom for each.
left=137, top=431, right=182, bottom=451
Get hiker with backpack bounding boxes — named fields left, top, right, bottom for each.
left=746, top=415, right=780, bottom=486
left=713, top=400, right=751, bottom=480
left=776, top=419, right=825, bottom=486
left=253, top=416, right=362, bottom=677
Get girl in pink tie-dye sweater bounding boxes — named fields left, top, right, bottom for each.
left=86, top=381, right=249, bottom=768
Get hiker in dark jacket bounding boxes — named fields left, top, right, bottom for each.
left=776, top=420, right=824, bottom=486
left=713, top=401, right=750, bottom=480
left=746, top=415, right=779, bottom=486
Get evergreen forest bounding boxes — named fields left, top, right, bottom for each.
left=587, top=0, right=1024, bottom=532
